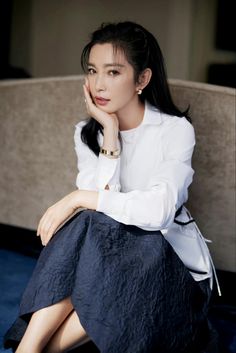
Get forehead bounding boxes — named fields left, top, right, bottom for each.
left=89, top=43, right=128, bottom=66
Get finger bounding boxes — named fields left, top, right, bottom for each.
left=83, top=81, right=94, bottom=103
left=43, top=216, right=64, bottom=245
left=42, top=222, right=56, bottom=246
left=40, top=220, right=53, bottom=242
left=37, top=215, right=44, bottom=236
left=38, top=211, right=53, bottom=238
left=37, top=210, right=49, bottom=236
left=83, top=85, right=88, bottom=106
left=40, top=220, right=54, bottom=245
left=83, top=85, right=95, bottom=115
left=83, top=84, right=92, bottom=103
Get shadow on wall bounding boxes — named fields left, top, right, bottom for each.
left=0, top=0, right=31, bottom=80
left=207, top=0, right=236, bottom=88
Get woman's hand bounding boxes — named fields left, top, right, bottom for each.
left=83, top=79, right=119, bottom=131
left=37, top=190, right=98, bottom=246
left=37, top=190, right=80, bottom=246
left=83, top=78, right=120, bottom=151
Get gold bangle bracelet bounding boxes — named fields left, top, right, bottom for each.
left=100, top=148, right=120, bottom=157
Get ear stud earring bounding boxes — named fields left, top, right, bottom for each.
left=137, top=89, right=142, bottom=95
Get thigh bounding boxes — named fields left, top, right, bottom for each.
left=71, top=215, right=208, bottom=352
left=44, top=310, right=90, bottom=353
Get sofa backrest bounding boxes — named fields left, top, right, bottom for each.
left=0, top=76, right=235, bottom=272
left=170, top=79, right=235, bottom=272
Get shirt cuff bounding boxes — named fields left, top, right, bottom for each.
left=95, top=153, right=121, bottom=191
left=96, top=190, right=126, bottom=215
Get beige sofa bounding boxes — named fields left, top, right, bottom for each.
left=0, top=76, right=235, bottom=273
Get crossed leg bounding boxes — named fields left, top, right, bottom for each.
left=15, top=297, right=90, bottom=353
left=44, top=310, right=90, bottom=353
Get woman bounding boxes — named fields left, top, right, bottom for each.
left=4, top=21, right=216, bottom=353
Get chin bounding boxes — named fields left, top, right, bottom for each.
left=98, top=105, right=116, bottom=114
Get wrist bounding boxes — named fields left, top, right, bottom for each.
left=103, top=126, right=119, bottom=152
left=103, top=122, right=119, bottom=136
left=71, top=189, right=99, bottom=210
left=69, top=190, right=82, bottom=210
left=100, top=147, right=120, bottom=159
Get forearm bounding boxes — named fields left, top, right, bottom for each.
left=102, top=124, right=119, bottom=152
left=73, top=189, right=99, bottom=210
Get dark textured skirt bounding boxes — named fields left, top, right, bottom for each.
left=4, top=210, right=214, bottom=353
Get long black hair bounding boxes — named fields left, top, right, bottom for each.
left=80, top=21, right=190, bottom=156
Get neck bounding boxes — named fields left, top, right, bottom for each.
left=117, top=97, right=145, bottom=131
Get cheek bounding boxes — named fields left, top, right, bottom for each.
left=87, top=76, right=94, bottom=89
left=118, top=81, right=137, bottom=98
left=114, top=77, right=136, bottom=94
left=87, top=78, right=99, bottom=97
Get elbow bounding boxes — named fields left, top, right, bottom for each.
left=150, top=183, right=177, bottom=228
left=126, top=184, right=176, bottom=230
left=145, top=199, right=175, bottom=230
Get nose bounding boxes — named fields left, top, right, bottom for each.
left=95, top=74, right=106, bottom=92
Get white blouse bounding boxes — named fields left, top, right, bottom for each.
left=75, top=102, right=195, bottom=229
left=74, top=102, right=216, bottom=287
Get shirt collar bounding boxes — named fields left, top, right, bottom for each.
left=142, top=101, right=163, bottom=126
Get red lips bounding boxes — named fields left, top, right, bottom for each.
left=95, top=97, right=110, bottom=106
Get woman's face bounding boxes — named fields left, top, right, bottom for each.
left=87, top=43, right=140, bottom=115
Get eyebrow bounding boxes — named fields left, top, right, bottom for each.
left=87, top=62, right=125, bottom=68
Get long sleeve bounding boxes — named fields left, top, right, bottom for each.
left=74, top=121, right=121, bottom=191
left=96, top=118, right=196, bottom=231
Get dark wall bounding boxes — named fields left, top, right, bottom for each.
left=207, top=0, right=236, bottom=88
left=0, top=0, right=31, bottom=79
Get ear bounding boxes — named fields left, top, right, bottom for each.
left=136, top=68, right=152, bottom=91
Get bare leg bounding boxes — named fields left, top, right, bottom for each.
left=44, top=310, right=90, bottom=353
left=16, top=297, right=73, bottom=353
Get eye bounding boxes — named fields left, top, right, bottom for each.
left=108, top=70, right=120, bottom=76
left=87, top=68, right=96, bottom=75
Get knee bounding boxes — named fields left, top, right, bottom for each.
left=79, top=209, right=122, bottom=229
left=80, top=209, right=108, bottom=222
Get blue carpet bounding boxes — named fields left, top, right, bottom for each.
left=0, top=249, right=36, bottom=352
